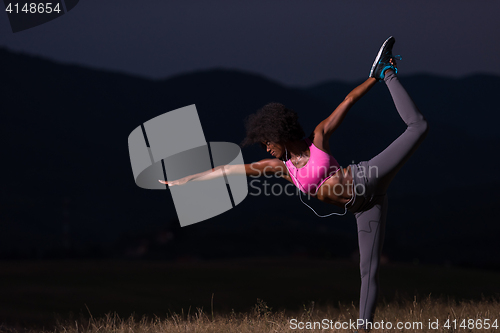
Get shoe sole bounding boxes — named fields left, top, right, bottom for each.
left=369, top=36, right=394, bottom=77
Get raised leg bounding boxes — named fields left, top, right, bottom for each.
left=367, top=70, right=428, bottom=194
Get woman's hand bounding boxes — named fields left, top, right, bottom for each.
left=158, top=177, right=190, bottom=187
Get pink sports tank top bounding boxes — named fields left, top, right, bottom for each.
left=285, top=138, right=341, bottom=195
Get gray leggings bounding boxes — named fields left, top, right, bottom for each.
left=347, top=71, right=429, bottom=328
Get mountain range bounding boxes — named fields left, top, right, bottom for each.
left=1, top=47, right=498, bottom=267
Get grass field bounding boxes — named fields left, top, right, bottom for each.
left=1, top=258, right=499, bottom=332
left=41, top=297, right=500, bottom=332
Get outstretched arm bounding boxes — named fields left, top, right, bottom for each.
left=158, top=158, right=286, bottom=186
left=316, top=77, right=377, bottom=139
left=159, top=164, right=231, bottom=186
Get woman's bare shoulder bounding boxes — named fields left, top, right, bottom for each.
left=242, top=158, right=289, bottom=180
left=307, top=130, right=332, bottom=155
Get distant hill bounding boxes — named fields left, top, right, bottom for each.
left=1, top=48, right=499, bottom=267
left=307, top=73, right=500, bottom=140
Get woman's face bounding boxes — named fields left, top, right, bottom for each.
left=261, top=140, right=285, bottom=159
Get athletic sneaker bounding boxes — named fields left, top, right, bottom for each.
left=369, top=36, right=399, bottom=81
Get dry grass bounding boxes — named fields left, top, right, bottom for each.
left=5, top=296, right=500, bottom=333
left=2, top=259, right=500, bottom=332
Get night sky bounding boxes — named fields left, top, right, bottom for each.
left=2, top=3, right=500, bottom=327
left=1, top=1, right=500, bottom=86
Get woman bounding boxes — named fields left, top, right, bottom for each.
left=159, top=36, right=428, bottom=331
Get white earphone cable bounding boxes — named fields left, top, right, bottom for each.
left=284, top=146, right=355, bottom=217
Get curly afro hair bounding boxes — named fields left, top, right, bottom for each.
left=240, top=103, right=305, bottom=149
